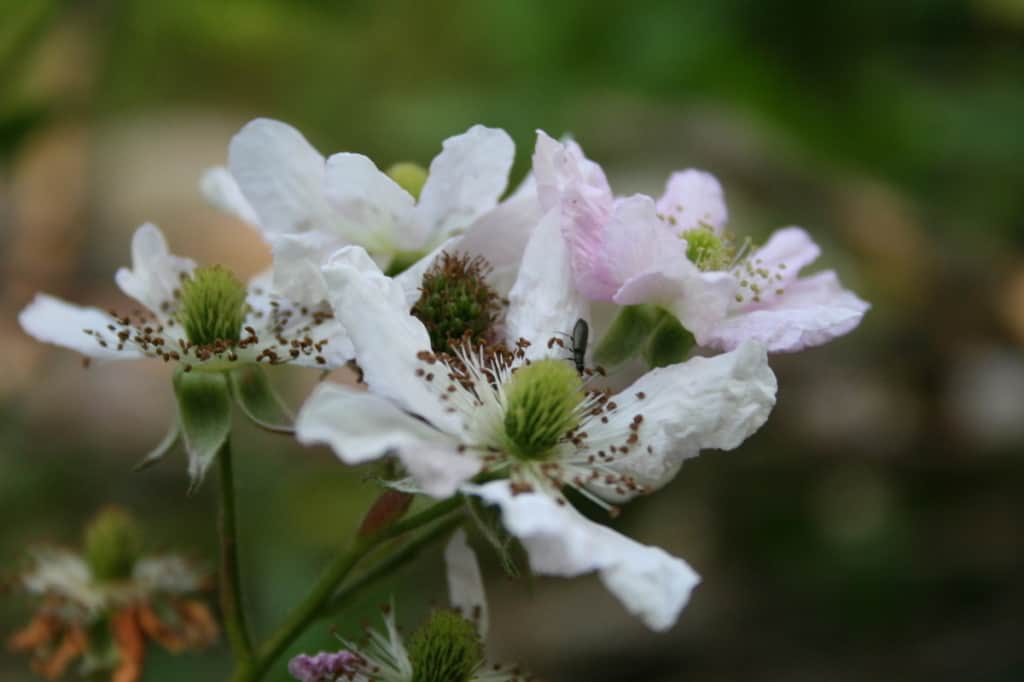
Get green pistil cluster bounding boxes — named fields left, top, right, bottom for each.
left=682, top=226, right=734, bottom=271
left=177, top=266, right=248, bottom=346
left=84, top=507, right=143, bottom=582
left=502, top=359, right=584, bottom=461
left=409, top=610, right=484, bottom=682
left=411, top=253, right=500, bottom=355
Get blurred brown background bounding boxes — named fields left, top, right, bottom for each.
left=2, top=2, right=1023, bottom=681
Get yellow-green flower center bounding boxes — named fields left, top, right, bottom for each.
left=177, top=266, right=248, bottom=346
left=84, top=507, right=143, bottom=582
left=682, top=226, right=734, bottom=271
left=411, top=253, right=499, bottom=355
left=387, top=162, right=428, bottom=200
left=502, top=359, right=584, bottom=461
left=409, top=610, right=484, bottom=682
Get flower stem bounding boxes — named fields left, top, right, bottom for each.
left=322, top=514, right=464, bottom=616
left=218, top=438, right=254, bottom=665
left=234, top=495, right=464, bottom=682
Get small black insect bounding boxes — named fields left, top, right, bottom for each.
left=569, top=318, right=589, bottom=375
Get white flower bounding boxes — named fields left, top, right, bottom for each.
left=295, top=215, right=778, bottom=630
left=18, top=223, right=351, bottom=371
left=288, top=531, right=518, bottom=682
left=203, top=119, right=540, bottom=304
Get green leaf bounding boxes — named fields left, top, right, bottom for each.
left=642, top=314, right=696, bottom=368
left=132, top=420, right=180, bottom=471
left=173, top=367, right=232, bottom=493
left=592, top=304, right=666, bottom=367
left=228, top=365, right=294, bottom=433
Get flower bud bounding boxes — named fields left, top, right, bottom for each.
left=84, top=507, right=143, bottom=582
left=386, top=162, right=428, bottom=200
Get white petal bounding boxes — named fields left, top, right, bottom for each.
left=268, top=231, right=348, bottom=304
left=532, top=130, right=611, bottom=213
left=200, top=166, right=260, bottom=226
left=453, top=183, right=543, bottom=297
left=19, top=294, right=143, bottom=360
left=468, top=481, right=700, bottom=631
left=586, top=340, right=777, bottom=497
left=324, top=152, right=417, bottom=250
left=114, top=223, right=196, bottom=314
left=24, top=549, right=106, bottom=614
left=321, top=246, right=463, bottom=433
left=747, top=227, right=822, bottom=287
left=504, top=209, right=589, bottom=357
left=656, top=170, right=728, bottom=233
left=444, top=530, right=489, bottom=638
left=603, top=195, right=692, bottom=299
left=227, top=118, right=337, bottom=236
left=706, top=270, right=870, bottom=352
left=244, top=270, right=354, bottom=368
left=415, top=125, right=514, bottom=242
left=296, top=383, right=478, bottom=498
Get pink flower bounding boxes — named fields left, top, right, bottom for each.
left=533, top=131, right=869, bottom=353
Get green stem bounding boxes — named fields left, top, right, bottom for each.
left=235, top=495, right=464, bottom=682
left=322, top=514, right=464, bottom=616
left=218, top=438, right=254, bottom=666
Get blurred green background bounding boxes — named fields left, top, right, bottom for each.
left=2, top=1, right=1023, bottom=681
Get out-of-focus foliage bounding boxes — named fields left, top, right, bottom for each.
left=1, top=2, right=1022, bottom=681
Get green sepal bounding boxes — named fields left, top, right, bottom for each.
left=228, top=365, right=295, bottom=433
left=642, top=314, right=696, bottom=368
left=592, top=304, right=666, bottom=367
left=132, top=420, right=180, bottom=471
left=173, top=367, right=232, bottom=493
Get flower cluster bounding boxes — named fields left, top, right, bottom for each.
left=16, top=120, right=868, bottom=680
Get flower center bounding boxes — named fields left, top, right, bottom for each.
left=84, top=507, right=143, bottom=582
left=408, top=610, right=484, bottom=682
left=177, top=266, right=248, bottom=346
left=502, top=359, right=584, bottom=461
left=411, top=252, right=500, bottom=355
left=386, top=162, right=428, bottom=200
left=681, top=226, right=734, bottom=271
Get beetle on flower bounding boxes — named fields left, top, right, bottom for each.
left=294, top=206, right=778, bottom=631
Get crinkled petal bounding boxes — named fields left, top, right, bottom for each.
left=321, top=247, right=462, bottom=433
left=705, top=270, right=870, bottom=352
left=296, top=383, right=478, bottom=498
left=444, top=530, right=489, bottom=638
left=227, top=118, right=337, bottom=236
left=324, top=152, right=417, bottom=250
left=114, top=223, right=196, bottom=314
left=505, top=209, right=589, bottom=358
left=467, top=481, right=700, bottom=631
left=746, top=227, right=822, bottom=288
left=532, top=130, right=611, bottom=213
left=533, top=131, right=619, bottom=301
left=656, top=170, right=728, bottom=233
left=415, top=125, right=515, bottom=244
left=19, top=294, right=144, bottom=360
left=267, top=231, right=349, bottom=304
left=602, top=195, right=691, bottom=297
left=454, top=183, right=542, bottom=297
left=585, top=340, right=776, bottom=498
left=199, top=166, right=260, bottom=226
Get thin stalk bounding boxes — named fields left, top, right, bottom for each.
left=218, top=438, right=254, bottom=665
left=235, top=496, right=464, bottom=682
left=323, top=514, right=464, bottom=616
